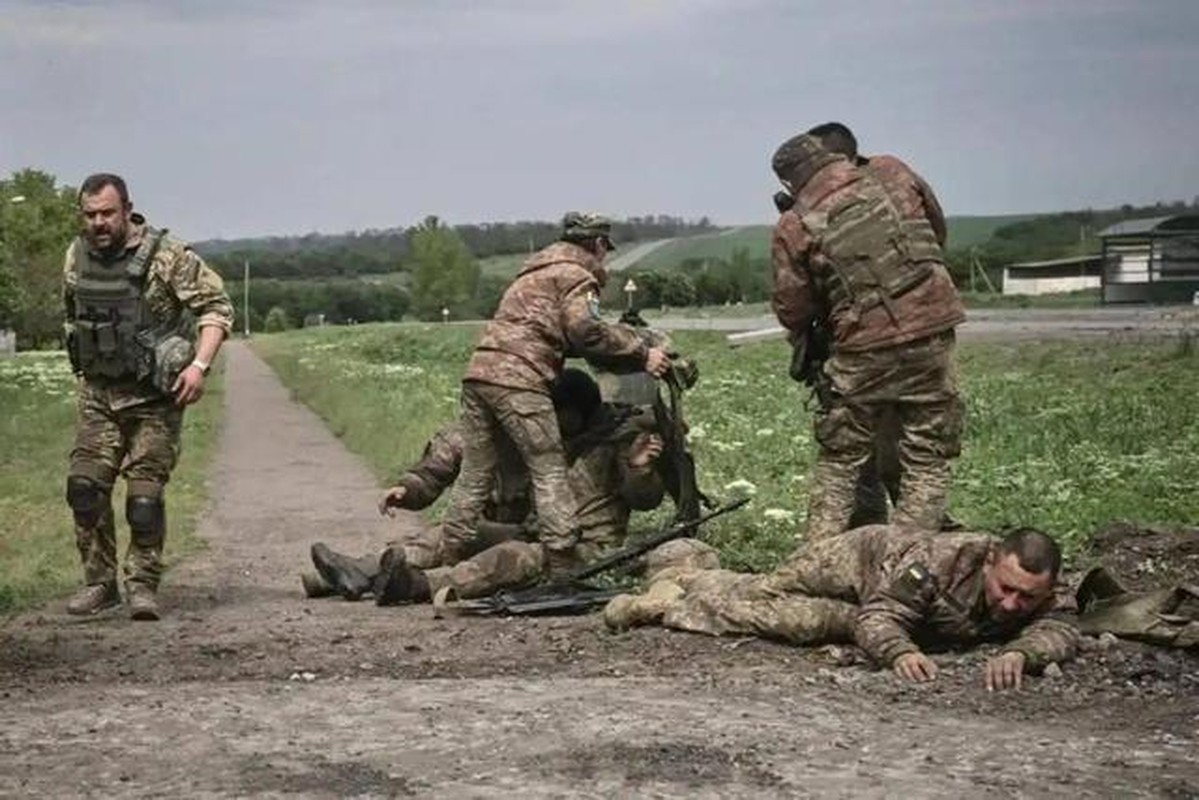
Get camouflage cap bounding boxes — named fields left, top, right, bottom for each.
left=770, top=133, right=828, bottom=180
left=562, top=211, right=616, bottom=251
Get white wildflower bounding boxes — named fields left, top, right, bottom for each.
left=723, top=479, right=757, bottom=497
left=763, top=508, right=795, bottom=523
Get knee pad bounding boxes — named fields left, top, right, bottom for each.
left=66, top=476, right=109, bottom=526
left=126, top=494, right=165, bottom=540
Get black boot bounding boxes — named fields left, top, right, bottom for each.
left=374, top=546, right=430, bottom=606
left=310, top=542, right=376, bottom=601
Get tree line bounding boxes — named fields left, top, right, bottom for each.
left=196, top=214, right=715, bottom=282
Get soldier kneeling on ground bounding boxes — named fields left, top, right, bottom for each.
left=605, top=525, right=1079, bottom=691
left=303, top=368, right=718, bottom=605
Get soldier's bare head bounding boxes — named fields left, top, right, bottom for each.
left=78, top=173, right=133, bottom=255
left=983, top=528, right=1060, bottom=622
left=806, top=122, right=859, bottom=161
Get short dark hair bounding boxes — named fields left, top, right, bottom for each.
left=551, top=368, right=602, bottom=419
left=806, top=122, right=858, bottom=160
left=79, top=173, right=130, bottom=206
left=996, top=527, right=1062, bottom=578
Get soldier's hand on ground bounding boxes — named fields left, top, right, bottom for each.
left=378, top=486, right=408, bottom=517
left=644, top=347, right=671, bottom=378
left=172, top=365, right=205, bottom=407
left=893, top=652, right=938, bottom=683
left=628, top=433, right=664, bottom=468
left=984, top=651, right=1026, bottom=692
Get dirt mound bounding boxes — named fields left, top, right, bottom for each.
left=1086, top=521, right=1199, bottom=591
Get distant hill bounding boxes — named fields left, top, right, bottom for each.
left=615, top=214, right=1038, bottom=273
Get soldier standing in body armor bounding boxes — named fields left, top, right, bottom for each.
left=770, top=134, right=966, bottom=541
left=63, top=173, right=233, bottom=620
left=425, top=212, right=671, bottom=578
left=804, top=122, right=961, bottom=529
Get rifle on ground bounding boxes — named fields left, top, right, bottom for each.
left=433, top=496, right=750, bottom=617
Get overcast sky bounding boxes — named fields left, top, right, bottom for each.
left=3, top=0, right=1196, bottom=240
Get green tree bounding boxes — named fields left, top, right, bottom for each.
left=408, top=215, right=480, bottom=320
left=263, top=305, right=293, bottom=332
left=0, top=169, right=78, bottom=348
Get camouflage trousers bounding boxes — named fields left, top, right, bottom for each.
left=68, top=384, right=182, bottom=589
left=807, top=331, right=963, bottom=540
left=424, top=536, right=717, bottom=601
left=603, top=530, right=881, bottom=643
left=440, top=382, right=578, bottom=561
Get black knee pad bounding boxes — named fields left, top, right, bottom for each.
left=126, top=494, right=165, bottom=540
left=66, top=476, right=109, bottom=526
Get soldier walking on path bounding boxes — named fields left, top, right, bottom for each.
left=63, top=173, right=233, bottom=620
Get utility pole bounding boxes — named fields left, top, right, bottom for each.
left=243, top=259, right=250, bottom=337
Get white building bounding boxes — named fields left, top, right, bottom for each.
left=1002, top=255, right=1102, bottom=296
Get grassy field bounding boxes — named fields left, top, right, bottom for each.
left=253, top=324, right=1198, bottom=572
left=0, top=354, right=225, bottom=613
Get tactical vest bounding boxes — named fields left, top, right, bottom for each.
left=69, top=229, right=165, bottom=381
left=801, top=177, right=942, bottom=320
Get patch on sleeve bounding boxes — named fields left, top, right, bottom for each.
left=890, top=562, right=935, bottom=605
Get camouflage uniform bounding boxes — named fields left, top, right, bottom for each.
left=64, top=218, right=233, bottom=592
left=388, top=422, right=532, bottom=568
left=771, top=136, right=966, bottom=540
left=606, top=526, right=1079, bottom=671
left=440, top=232, right=648, bottom=566
left=849, top=154, right=951, bottom=527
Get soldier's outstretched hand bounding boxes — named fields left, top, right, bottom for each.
left=378, top=485, right=408, bottom=517
left=984, top=651, right=1026, bottom=692
left=893, top=652, right=938, bottom=683
left=644, top=347, right=671, bottom=377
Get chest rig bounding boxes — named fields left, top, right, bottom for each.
left=69, top=229, right=165, bottom=382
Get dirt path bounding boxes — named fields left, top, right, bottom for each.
left=2, top=341, right=1197, bottom=798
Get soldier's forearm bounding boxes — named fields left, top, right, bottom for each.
left=193, top=324, right=225, bottom=367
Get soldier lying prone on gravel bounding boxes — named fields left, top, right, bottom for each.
left=605, top=525, right=1079, bottom=691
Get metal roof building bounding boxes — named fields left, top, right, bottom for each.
left=1100, top=214, right=1199, bottom=303
left=1002, top=254, right=1103, bottom=296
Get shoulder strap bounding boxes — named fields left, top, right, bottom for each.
left=125, top=227, right=168, bottom=281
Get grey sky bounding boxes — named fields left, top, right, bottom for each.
left=3, top=0, right=1196, bottom=240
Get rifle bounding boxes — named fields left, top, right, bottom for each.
left=789, top=319, right=834, bottom=410
left=434, top=495, right=750, bottom=617
left=653, top=362, right=708, bottom=531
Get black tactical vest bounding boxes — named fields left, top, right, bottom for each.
left=801, top=176, right=942, bottom=320
left=69, top=229, right=165, bottom=381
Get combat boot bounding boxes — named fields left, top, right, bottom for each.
left=374, top=546, right=430, bottom=606
left=66, top=581, right=121, bottom=616
left=310, top=542, right=375, bottom=601
left=126, top=582, right=160, bottom=621
left=300, top=571, right=336, bottom=598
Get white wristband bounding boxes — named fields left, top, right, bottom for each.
left=190, top=358, right=211, bottom=375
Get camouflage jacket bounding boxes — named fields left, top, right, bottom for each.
left=861, top=155, right=948, bottom=248
left=394, top=405, right=665, bottom=543
left=393, top=422, right=531, bottom=524
left=63, top=218, right=234, bottom=410
left=464, top=242, right=648, bottom=393
left=771, top=158, right=965, bottom=353
left=568, top=404, right=665, bottom=547
left=851, top=528, right=1079, bottom=669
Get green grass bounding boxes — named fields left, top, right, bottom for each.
left=252, top=324, right=1199, bottom=573
left=630, top=227, right=772, bottom=272
left=959, top=289, right=1101, bottom=309
left=0, top=354, right=225, bottom=613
